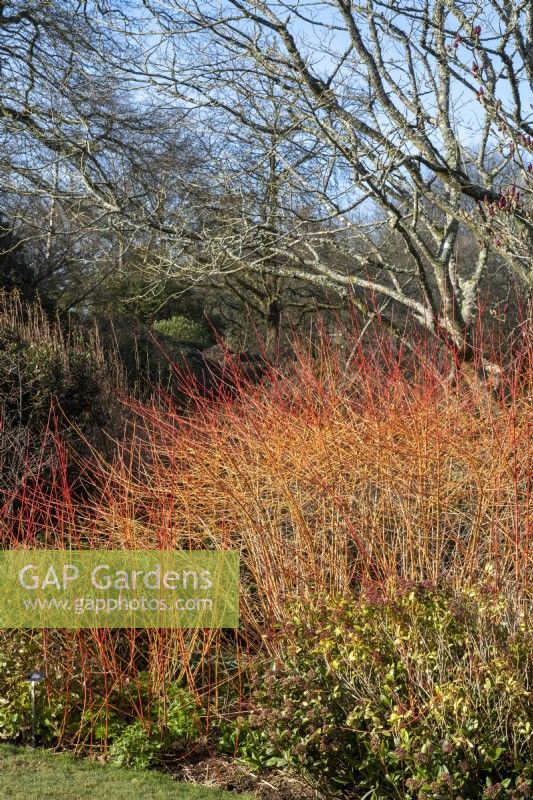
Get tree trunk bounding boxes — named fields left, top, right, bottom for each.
left=265, top=298, right=281, bottom=356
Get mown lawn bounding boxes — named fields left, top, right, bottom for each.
left=0, top=745, right=250, bottom=800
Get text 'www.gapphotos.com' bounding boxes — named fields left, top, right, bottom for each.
left=22, top=596, right=213, bottom=615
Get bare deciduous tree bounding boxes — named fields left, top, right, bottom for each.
left=131, top=0, right=533, bottom=367
left=0, top=1, right=207, bottom=308
left=2, top=0, right=531, bottom=370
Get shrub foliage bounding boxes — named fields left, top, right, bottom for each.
left=247, top=587, right=532, bottom=799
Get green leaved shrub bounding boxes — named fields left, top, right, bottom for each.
left=0, top=632, right=66, bottom=744
left=107, top=676, right=204, bottom=768
left=152, top=315, right=212, bottom=347
left=108, top=720, right=163, bottom=769
left=246, top=585, right=532, bottom=799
